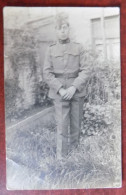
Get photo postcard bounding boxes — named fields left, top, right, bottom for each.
left=3, top=6, right=122, bottom=189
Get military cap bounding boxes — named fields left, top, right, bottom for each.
left=55, top=12, right=69, bottom=29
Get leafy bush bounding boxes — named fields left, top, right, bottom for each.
left=81, top=103, right=112, bottom=136
left=5, top=29, right=39, bottom=120
left=5, top=79, right=24, bottom=119
left=35, top=81, right=53, bottom=106
left=83, top=50, right=120, bottom=105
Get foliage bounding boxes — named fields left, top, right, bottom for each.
left=5, top=29, right=39, bottom=120
left=5, top=28, right=120, bottom=121
left=5, top=36, right=121, bottom=188
left=9, top=29, right=37, bottom=77
left=83, top=50, right=120, bottom=105
left=5, top=79, right=24, bottom=119
left=7, top=100, right=121, bottom=189
left=35, top=81, right=53, bottom=106
left=82, top=103, right=112, bottom=136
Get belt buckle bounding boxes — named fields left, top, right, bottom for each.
left=66, top=74, right=69, bottom=79
left=63, top=73, right=69, bottom=79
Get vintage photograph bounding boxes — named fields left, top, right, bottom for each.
left=4, top=7, right=121, bottom=189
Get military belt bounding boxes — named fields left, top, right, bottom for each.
left=54, top=72, right=78, bottom=79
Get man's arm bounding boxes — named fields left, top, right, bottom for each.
left=72, top=44, right=90, bottom=92
left=43, top=46, right=63, bottom=94
left=64, top=44, right=90, bottom=100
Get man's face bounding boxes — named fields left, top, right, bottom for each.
left=56, top=23, right=69, bottom=41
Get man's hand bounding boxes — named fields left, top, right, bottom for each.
left=63, top=86, right=76, bottom=100
left=59, top=88, right=67, bottom=98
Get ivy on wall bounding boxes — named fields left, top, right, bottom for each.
left=5, top=28, right=52, bottom=120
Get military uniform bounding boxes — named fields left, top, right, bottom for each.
left=43, top=38, right=89, bottom=159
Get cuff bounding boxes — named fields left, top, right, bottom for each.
left=72, top=83, right=82, bottom=92
left=55, top=83, right=63, bottom=94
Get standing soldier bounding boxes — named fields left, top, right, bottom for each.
left=43, top=13, right=89, bottom=159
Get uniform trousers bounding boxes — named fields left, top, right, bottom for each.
left=53, top=96, right=84, bottom=159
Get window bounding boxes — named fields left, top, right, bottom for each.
left=91, top=15, right=120, bottom=61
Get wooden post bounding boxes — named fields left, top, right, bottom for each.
left=101, top=8, right=107, bottom=60
left=90, top=19, right=95, bottom=52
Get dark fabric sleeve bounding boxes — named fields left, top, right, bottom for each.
left=43, top=46, right=63, bottom=93
left=72, top=44, right=90, bottom=92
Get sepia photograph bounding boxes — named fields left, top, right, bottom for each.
left=3, top=6, right=121, bottom=189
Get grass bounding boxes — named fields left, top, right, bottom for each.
left=6, top=100, right=121, bottom=189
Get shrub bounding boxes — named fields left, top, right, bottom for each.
left=35, top=81, right=53, bottom=107
left=5, top=78, right=24, bottom=119
left=83, top=50, right=120, bottom=105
